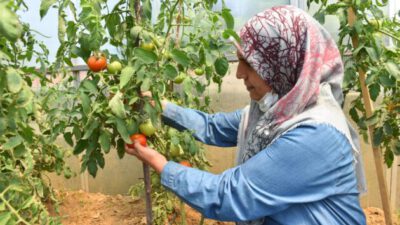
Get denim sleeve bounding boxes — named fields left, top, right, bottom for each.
left=161, top=102, right=242, bottom=147
left=161, top=124, right=356, bottom=221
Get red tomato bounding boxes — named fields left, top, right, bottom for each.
left=179, top=160, right=192, bottom=167
left=87, top=55, right=107, bottom=72
left=127, top=133, right=147, bottom=148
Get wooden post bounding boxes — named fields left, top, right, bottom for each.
left=346, top=7, right=393, bottom=225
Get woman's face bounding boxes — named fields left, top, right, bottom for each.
left=236, top=52, right=272, bottom=101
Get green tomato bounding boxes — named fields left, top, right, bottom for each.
left=167, top=127, right=179, bottom=138
left=130, top=26, right=143, bottom=40
left=169, top=143, right=181, bottom=157
left=188, top=141, right=198, bottom=155
left=139, top=120, right=156, bottom=136
left=174, top=72, right=187, bottom=84
left=107, top=61, right=122, bottom=74
left=162, top=49, right=172, bottom=60
left=141, top=42, right=155, bottom=51
left=369, top=19, right=382, bottom=29
left=194, top=68, right=204, bottom=76
left=151, top=174, right=160, bottom=186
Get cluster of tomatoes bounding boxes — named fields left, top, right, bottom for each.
left=126, top=118, right=193, bottom=168
left=87, top=52, right=122, bottom=74
left=87, top=50, right=203, bottom=87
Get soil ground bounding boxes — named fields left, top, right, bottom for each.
left=48, top=190, right=398, bottom=225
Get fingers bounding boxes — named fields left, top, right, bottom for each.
left=140, top=91, right=156, bottom=107
left=124, top=140, right=147, bottom=156
left=141, top=91, right=152, bottom=98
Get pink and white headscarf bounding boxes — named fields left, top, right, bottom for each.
left=235, top=6, right=366, bottom=224
left=239, top=5, right=343, bottom=126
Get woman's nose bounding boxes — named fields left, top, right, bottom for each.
left=236, top=62, right=247, bottom=79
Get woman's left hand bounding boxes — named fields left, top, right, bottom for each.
left=125, top=141, right=168, bottom=174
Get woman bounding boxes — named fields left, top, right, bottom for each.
left=125, top=5, right=367, bottom=225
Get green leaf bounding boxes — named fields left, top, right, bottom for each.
left=379, top=73, right=396, bottom=87
left=21, top=196, right=35, bottom=209
left=82, top=120, right=100, bottom=140
left=349, top=107, right=359, bottom=123
left=95, top=151, right=105, bottom=169
left=394, top=140, right=400, bottom=155
left=0, top=117, right=7, bottom=135
left=87, top=159, right=98, bottom=177
left=115, top=118, right=131, bottom=144
left=141, top=78, right=151, bottom=92
left=6, top=68, right=23, bottom=93
left=365, top=47, right=379, bottom=62
left=40, top=0, right=57, bottom=18
left=63, top=132, right=74, bottom=147
left=214, top=57, right=229, bottom=76
left=313, top=11, right=325, bottom=24
left=385, top=61, right=400, bottom=79
left=365, top=113, right=380, bottom=126
left=109, top=91, right=126, bottom=118
left=221, top=8, right=234, bottom=29
left=119, top=66, right=135, bottom=89
left=373, top=127, right=384, bottom=147
left=73, top=125, right=82, bottom=140
left=73, top=139, right=88, bottom=155
left=116, top=138, right=125, bottom=159
left=222, top=29, right=240, bottom=43
left=16, top=86, right=33, bottom=107
left=163, top=64, right=178, bottom=80
left=13, top=145, right=26, bottom=158
left=134, top=48, right=157, bottom=64
left=3, top=135, right=23, bottom=150
left=20, top=125, right=34, bottom=144
left=126, top=119, right=138, bottom=135
left=0, top=212, right=11, bottom=225
left=384, top=148, right=394, bottom=168
left=81, top=80, right=98, bottom=93
left=383, top=121, right=393, bottom=136
left=171, top=49, right=190, bottom=67
left=99, top=130, right=111, bottom=153
left=0, top=202, right=5, bottom=211
left=368, top=83, right=380, bottom=101
left=58, top=14, right=66, bottom=42
left=142, top=0, right=152, bottom=20
left=79, top=92, right=91, bottom=116
left=325, top=2, right=348, bottom=14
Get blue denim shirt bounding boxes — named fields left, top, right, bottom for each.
left=161, top=103, right=366, bottom=225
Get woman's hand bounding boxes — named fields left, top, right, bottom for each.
left=125, top=141, right=168, bottom=174
left=141, top=91, right=168, bottom=110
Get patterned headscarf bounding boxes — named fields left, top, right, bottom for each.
left=235, top=5, right=366, bottom=225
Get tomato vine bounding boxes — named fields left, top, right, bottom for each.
left=308, top=0, right=400, bottom=167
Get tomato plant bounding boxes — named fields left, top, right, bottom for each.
left=308, top=0, right=400, bottom=167
left=38, top=0, right=236, bottom=224
left=0, top=1, right=72, bottom=224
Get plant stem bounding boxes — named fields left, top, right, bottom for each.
left=378, top=29, right=400, bottom=42
left=199, top=215, right=205, bottom=225
left=180, top=200, right=187, bottom=225
left=143, top=163, right=153, bottom=225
